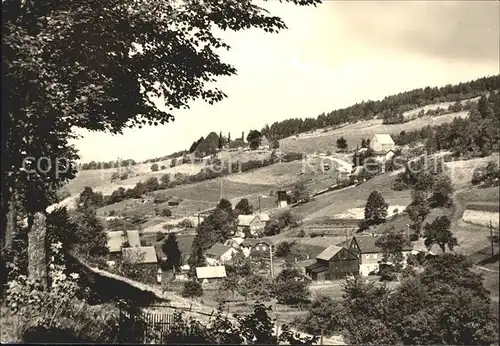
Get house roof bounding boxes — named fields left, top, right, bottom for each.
left=351, top=166, right=364, bottom=176
left=316, top=245, right=343, bottom=261
left=340, top=236, right=413, bottom=254
left=196, top=266, right=227, bottom=279
left=225, top=237, right=245, bottom=247
left=238, top=214, right=258, bottom=226
left=206, top=244, right=233, bottom=259
left=126, top=230, right=141, bottom=247
left=372, top=134, right=395, bottom=145
left=241, top=238, right=273, bottom=248
left=106, top=231, right=125, bottom=253
left=256, top=213, right=270, bottom=222
left=122, top=246, right=158, bottom=264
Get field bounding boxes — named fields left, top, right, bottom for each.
left=445, top=154, right=499, bottom=188
left=291, top=173, right=412, bottom=222
left=280, top=111, right=469, bottom=154
left=462, top=210, right=500, bottom=228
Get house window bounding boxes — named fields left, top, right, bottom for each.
left=373, top=254, right=378, bottom=260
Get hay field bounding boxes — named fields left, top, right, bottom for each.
left=333, top=205, right=407, bottom=219
left=292, top=173, right=412, bottom=222
left=462, top=210, right=500, bottom=228
left=280, top=111, right=469, bottom=154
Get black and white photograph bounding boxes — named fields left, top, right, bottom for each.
left=1, top=0, right=499, bottom=344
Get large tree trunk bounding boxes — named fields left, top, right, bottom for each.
left=28, top=212, right=47, bottom=289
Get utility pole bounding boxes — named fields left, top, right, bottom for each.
left=220, top=179, right=224, bottom=200
left=197, top=209, right=201, bottom=228
left=269, top=244, right=274, bottom=278
left=490, top=220, right=495, bottom=257
left=258, top=196, right=261, bottom=213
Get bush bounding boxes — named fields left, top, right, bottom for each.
left=160, top=165, right=167, bottom=170
left=181, top=280, right=203, bottom=298
left=4, top=244, right=120, bottom=343
left=151, top=163, right=159, bottom=172
left=297, top=229, right=305, bottom=238
left=120, top=173, right=128, bottom=180
left=161, top=208, right=172, bottom=217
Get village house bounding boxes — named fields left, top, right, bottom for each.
left=338, top=235, right=413, bottom=276
left=224, top=237, right=245, bottom=249
left=205, top=243, right=240, bottom=266
left=305, top=245, right=359, bottom=281
left=195, top=266, right=227, bottom=283
left=240, top=238, right=273, bottom=258
left=370, top=134, right=396, bottom=153
left=105, top=230, right=142, bottom=264
left=121, top=245, right=159, bottom=279
left=237, top=214, right=266, bottom=237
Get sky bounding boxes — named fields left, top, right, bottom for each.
left=72, top=0, right=500, bottom=162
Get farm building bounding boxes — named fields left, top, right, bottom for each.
left=126, top=230, right=141, bottom=247
left=338, top=235, right=413, bottom=276
left=305, top=245, right=359, bottom=281
left=205, top=243, right=240, bottom=266
left=237, top=214, right=266, bottom=236
left=196, top=266, right=227, bottom=283
left=370, top=134, right=395, bottom=153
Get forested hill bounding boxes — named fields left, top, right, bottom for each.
left=261, top=75, right=500, bottom=141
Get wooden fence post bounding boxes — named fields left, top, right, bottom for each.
left=320, top=329, right=324, bottom=345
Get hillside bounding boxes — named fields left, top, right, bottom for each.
left=279, top=110, right=469, bottom=154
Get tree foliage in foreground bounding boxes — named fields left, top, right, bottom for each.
left=1, top=0, right=321, bottom=284
left=300, top=253, right=498, bottom=345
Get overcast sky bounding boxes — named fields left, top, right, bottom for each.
left=72, top=0, right=500, bottom=162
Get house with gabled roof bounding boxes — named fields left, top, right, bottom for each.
left=122, top=246, right=158, bottom=265
left=305, top=244, right=359, bottom=281
left=237, top=214, right=265, bottom=236
left=240, top=238, right=274, bottom=258
left=370, top=134, right=395, bottom=154
left=337, top=235, right=413, bottom=276
left=205, top=243, right=239, bottom=266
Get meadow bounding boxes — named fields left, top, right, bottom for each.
left=279, top=111, right=469, bottom=154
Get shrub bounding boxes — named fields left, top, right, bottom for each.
left=177, top=219, right=194, bottom=229
left=120, top=173, right=128, bottom=180
left=297, top=229, right=305, bottom=238
left=181, top=280, right=203, bottom=298
left=4, top=243, right=120, bottom=343
left=160, top=165, right=167, bottom=170
left=161, top=208, right=172, bottom=217
left=151, top=163, right=159, bottom=172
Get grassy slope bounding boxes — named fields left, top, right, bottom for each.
left=292, top=173, right=411, bottom=222
left=280, top=111, right=469, bottom=154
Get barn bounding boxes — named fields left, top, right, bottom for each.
left=305, top=245, right=359, bottom=281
